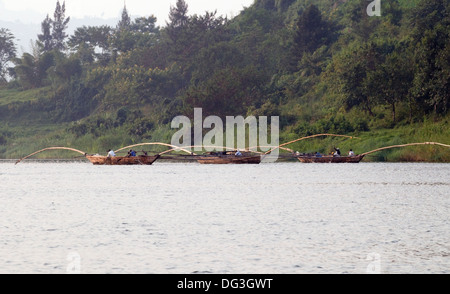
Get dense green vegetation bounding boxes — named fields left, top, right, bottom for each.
left=0, top=0, right=449, bottom=161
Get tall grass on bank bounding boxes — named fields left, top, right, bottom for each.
left=2, top=117, right=449, bottom=162
left=279, top=120, right=450, bottom=162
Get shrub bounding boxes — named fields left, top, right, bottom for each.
left=128, top=118, right=154, bottom=138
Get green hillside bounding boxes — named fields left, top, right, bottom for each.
left=0, top=0, right=449, bottom=161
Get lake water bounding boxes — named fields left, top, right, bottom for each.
left=0, top=161, right=448, bottom=274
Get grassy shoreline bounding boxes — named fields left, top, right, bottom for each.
left=2, top=118, right=449, bottom=162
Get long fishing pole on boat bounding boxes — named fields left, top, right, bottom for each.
left=14, top=139, right=450, bottom=164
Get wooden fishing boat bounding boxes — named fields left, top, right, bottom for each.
left=196, top=151, right=261, bottom=164
left=85, top=154, right=160, bottom=165
left=297, top=155, right=365, bottom=163
left=14, top=141, right=450, bottom=165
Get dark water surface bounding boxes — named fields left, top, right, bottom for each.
left=0, top=162, right=448, bottom=274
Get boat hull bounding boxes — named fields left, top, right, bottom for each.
left=86, top=155, right=159, bottom=165
left=297, top=155, right=364, bottom=163
left=196, top=155, right=261, bottom=164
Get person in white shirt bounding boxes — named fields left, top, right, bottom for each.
left=348, top=149, right=355, bottom=157
left=107, top=149, right=116, bottom=157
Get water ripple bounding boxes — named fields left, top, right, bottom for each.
left=0, top=162, right=448, bottom=274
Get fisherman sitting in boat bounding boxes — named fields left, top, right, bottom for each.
left=127, top=149, right=137, bottom=157
left=348, top=149, right=355, bottom=157
left=107, top=149, right=116, bottom=157
left=333, top=147, right=341, bottom=157
left=235, top=150, right=243, bottom=156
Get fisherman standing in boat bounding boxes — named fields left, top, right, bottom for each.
left=107, top=149, right=116, bottom=157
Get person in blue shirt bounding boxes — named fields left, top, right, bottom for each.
left=128, top=150, right=137, bottom=157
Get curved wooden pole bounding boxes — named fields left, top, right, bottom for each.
left=158, top=145, right=289, bottom=156
left=360, top=142, right=450, bottom=156
left=15, top=147, right=87, bottom=164
left=265, top=134, right=358, bottom=155
left=246, top=146, right=295, bottom=154
left=115, top=143, right=194, bottom=155
left=158, top=145, right=237, bottom=156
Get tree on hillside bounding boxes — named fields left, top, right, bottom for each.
left=68, top=25, right=113, bottom=64
left=165, top=0, right=231, bottom=84
left=38, top=15, right=53, bottom=52
left=366, top=47, right=414, bottom=122
left=182, top=66, right=266, bottom=118
left=110, top=5, right=135, bottom=54
left=410, top=0, right=450, bottom=115
left=254, top=0, right=276, bottom=11
left=254, top=0, right=296, bottom=12
left=0, top=28, right=16, bottom=83
left=13, top=51, right=56, bottom=89
left=131, top=16, right=159, bottom=34
left=52, top=0, right=70, bottom=51
left=166, top=0, right=189, bottom=44
left=346, top=0, right=380, bottom=41
left=327, top=43, right=379, bottom=116
left=275, top=0, right=297, bottom=12
left=290, top=4, right=336, bottom=71
left=117, top=4, right=132, bottom=31
left=167, top=0, right=189, bottom=28
left=37, top=1, right=70, bottom=52
left=111, top=6, right=160, bottom=54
